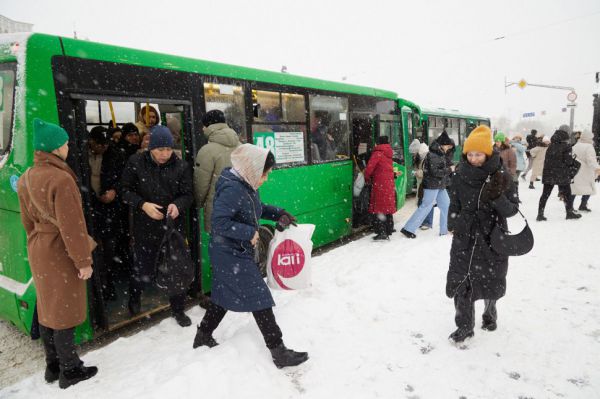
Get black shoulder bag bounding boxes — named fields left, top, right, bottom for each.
left=490, top=209, right=534, bottom=256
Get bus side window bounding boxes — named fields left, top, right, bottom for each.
left=0, top=67, right=16, bottom=159
left=204, top=82, right=247, bottom=143
left=309, top=94, right=350, bottom=163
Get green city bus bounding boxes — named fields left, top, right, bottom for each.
left=419, top=107, right=491, bottom=163
left=0, top=33, right=410, bottom=342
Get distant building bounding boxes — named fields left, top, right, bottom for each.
left=0, top=15, right=33, bottom=34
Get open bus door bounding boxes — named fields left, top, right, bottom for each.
left=376, top=114, right=407, bottom=210
left=350, top=113, right=374, bottom=228
left=60, top=95, right=198, bottom=336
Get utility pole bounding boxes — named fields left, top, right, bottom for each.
left=506, top=79, right=577, bottom=132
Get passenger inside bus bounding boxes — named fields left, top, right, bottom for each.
left=135, top=105, right=160, bottom=136
left=86, top=126, right=127, bottom=302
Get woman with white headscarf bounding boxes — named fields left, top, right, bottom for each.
left=192, top=144, right=308, bottom=369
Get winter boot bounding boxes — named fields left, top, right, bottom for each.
left=128, top=294, right=141, bottom=316
left=566, top=210, right=582, bottom=220
left=536, top=213, right=547, bottom=221
left=44, top=361, right=60, bottom=383
left=173, top=311, right=192, bottom=327
left=269, top=344, right=309, bottom=369
left=58, top=365, right=98, bottom=389
left=481, top=319, right=497, bottom=331
left=578, top=205, right=591, bottom=212
left=400, top=229, right=416, bottom=239
left=372, top=234, right=389, bottom=241
left=448, top=328, right=474, bottom=344
left=193, top=328, right=219, bottom=349
left=529, top=182, right=535, bottom=189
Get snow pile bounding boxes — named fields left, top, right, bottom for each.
left=1, top=185, right=599, bottom=398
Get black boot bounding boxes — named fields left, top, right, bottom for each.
left=173, top=311, right=191, bottom=327
left=372, top=234, right=389, bottom=241
left=44, top=361, right=60, bottom=383
left=193, top=327, right=219, bottom=349
left=536, top=213, right=547, bottom=221
left=578, top=205, right=591, bottom=212
left=128, top=294, right=141, bottom=316
left=58, top=365, right=98, bottom=389
left=400, top=229, right=416, bottom=239
left=448, top=328, right=474, bottom=343
left=529, top=182, right=535, bottom=189
left=481, top=319, right=497, bottom=331
left=269, top=344, right=309, bottom=369
left=566, top=210, right=582, bottom=220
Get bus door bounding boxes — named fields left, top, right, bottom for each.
left=401, top=108, right=417, bottom=193
left=350, top=113, right=374, bottom=227
left=376, top=114, right=407, bottom=209
left=63, top=95, right=195, bottom=333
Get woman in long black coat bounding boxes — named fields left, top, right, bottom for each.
left=446, top=126, right=519, bottom=343
left=120, top=125, right=194, bottom=326
left=192, top=144, right=309, bottom=369
left=537, top=129, right=582, bottom=221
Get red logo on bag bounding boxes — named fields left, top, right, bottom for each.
left=271, top=239, right=305, bottom=290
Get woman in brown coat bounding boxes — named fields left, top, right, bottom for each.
left=17, top=118, right=98, bottom=389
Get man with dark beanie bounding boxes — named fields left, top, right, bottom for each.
left=194, top=109, right=241, bottom=232
left=17, top=119, right=98, bottom=388
left=120, top=124, right=194, bottom=326
left=401, top=131, right=454, bottom=238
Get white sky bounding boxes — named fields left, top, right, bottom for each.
left=4, top=0, right=600, bottom=134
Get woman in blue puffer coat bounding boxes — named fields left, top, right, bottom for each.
left=192, top=144, right=308, bottom=369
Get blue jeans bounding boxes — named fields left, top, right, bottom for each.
left=422, top=209, right=434, bottom=228
left=404, top=188, right=450, bottom=235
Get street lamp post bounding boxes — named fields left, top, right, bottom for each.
left=505, top=78, right=577, bottom=132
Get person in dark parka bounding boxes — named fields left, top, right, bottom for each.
left=120, top=125, right=194, bottom=326
left=401, top=131, right=454, bottom=238
left=537, top=129, right=582, bottom=221
left=86, top=126, right=127, bottom=301
left=446, top=126, right=519, bottom=343
left=364, top=136, right=397, bottom=240
left=193, top=144, right=309, bottom=369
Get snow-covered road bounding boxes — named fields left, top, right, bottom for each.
left=2, top=184, right=599, bottom=398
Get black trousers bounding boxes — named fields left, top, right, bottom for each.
left=453, top=284, right=497, bottom=331
left=538, top=184, right=573, bottom=214
left=199, top=301, right=283, bottom=349
left=571, top=194, right=590, bottom=208
left=129, top=279, right=187, bottom=314
left=372, top=214, right=394, bottom=236
left=39, top=325, right=81, bottom=371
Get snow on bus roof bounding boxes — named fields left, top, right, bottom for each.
left=420, top=106, right=489, bottom=120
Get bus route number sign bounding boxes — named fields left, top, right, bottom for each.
left=254, top=132, right=305, bottom=163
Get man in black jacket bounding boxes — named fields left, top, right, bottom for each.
left=537, top=129, right=581, bottom=221
left=521, top=129, right=538, bottom=180
left=120, top=125, right=194, bottom=326
left=87, top=126, right=127, bottom=301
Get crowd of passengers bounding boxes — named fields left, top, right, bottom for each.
left=19, top=108, right=308, bottom=389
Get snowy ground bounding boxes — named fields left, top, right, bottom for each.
left=1, top=183, right=599, bottom=398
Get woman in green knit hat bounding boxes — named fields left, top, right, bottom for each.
left=17, top=118, right=98, bottom=389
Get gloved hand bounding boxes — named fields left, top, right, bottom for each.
left=276, top=210, right=298, bottom=232
left=480, top=171, right=511, bottom=202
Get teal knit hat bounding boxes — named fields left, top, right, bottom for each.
left=494, top=132, right=506, bottom=143
left=33, top=118, right=69, bottom=152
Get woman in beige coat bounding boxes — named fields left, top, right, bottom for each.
left=570, top=131, right=600, bottom=211
left=17, top=118, right=98, bottom=389
left=528, top=136, right=550, bottom=189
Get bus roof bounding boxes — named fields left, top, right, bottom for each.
left=420, top=106, right=489, bottom=121
left=18, top=33, right=398, bottom=100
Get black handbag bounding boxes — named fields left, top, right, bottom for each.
left=491, top=209, right=534, bottom=256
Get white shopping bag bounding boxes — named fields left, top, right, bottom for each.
left=353, top=172, right=365, bottom=197
left=266, top=224, right=315, bottom=290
